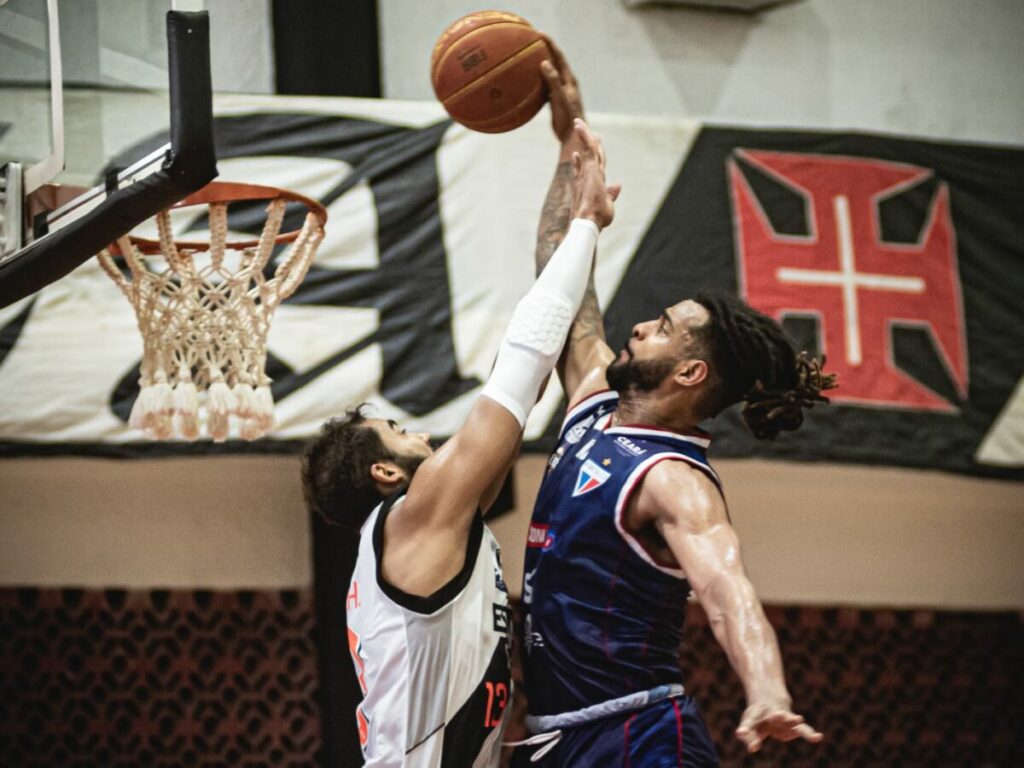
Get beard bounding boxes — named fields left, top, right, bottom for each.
left=393, top=452, right=428, bottom=483
left=606, top=352, right=676, bottom=394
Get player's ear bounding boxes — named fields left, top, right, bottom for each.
left=370, top=461, right=407, bottom=491
left=674, top=358, right=708, bottom=388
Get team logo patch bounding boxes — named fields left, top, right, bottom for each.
left=575, top=438, right=596, bottom=461
left=573, top=459, right=611, bottom=497
left=527, top=523, right=554, bottom=549
left=548, top=446, right=564, bottom=471
left=564, top=415, right=595, bottom=445
left=493, top=603, right=512, bottom=634
left=492, top=545, right=507, bottom=592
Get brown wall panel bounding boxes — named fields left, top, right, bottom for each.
left=1, top=455, right=1021, bottom=608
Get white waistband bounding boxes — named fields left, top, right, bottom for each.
left=525, top=683, right=685, bottom=732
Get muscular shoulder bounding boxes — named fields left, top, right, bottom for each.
left=633, top=458, right=727, bottom=535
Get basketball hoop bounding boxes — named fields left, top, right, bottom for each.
left=96, top=181, right=327, bottom=442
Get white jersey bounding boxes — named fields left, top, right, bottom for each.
left=346, top=492, right=512, bottom=767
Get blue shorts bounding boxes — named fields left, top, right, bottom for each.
left=512, top=694, right=719, bottom=767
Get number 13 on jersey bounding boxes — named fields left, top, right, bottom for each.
left=483, top=680, right=508, bottom=728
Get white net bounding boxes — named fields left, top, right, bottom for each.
left=97, top=190, right=325, bottom=441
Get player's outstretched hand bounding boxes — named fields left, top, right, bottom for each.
left=570, top=118, right=620, bottom=230
left=540, top=36, right=583, bottom=145
left=736, top=700, right=824, bottom=753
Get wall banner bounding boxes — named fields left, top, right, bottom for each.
left=0, top=94, right=1020, bottom=478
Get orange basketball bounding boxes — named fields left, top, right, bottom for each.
left=430, top=10, right=551, bottom=134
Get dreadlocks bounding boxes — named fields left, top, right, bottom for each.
left=692, top=291, right=837, bottom=440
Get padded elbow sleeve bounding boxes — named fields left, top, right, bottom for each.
left=481, top=219, right=599, bottom=426
left=481, top=290, right=574, bottom=425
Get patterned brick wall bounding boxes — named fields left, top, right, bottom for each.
left=0, top=589, right=319, bottom=767
left=682, top=604, right=1024, bottom=767
left=1, top=590, right=1021, bottom=767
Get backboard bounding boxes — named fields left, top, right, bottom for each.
left=0, top=0, right=216, bottom=307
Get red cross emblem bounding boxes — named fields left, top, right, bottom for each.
left=729, top=149, right=968, bottom=412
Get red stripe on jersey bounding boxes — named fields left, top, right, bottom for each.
left=624, top=713, right=637, bottom=767
left=356, top=704, right=369, bottom=747
left=672, top=698, right=684, bottom=766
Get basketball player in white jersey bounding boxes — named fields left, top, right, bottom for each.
left=302, top=117, right=619, bottom=767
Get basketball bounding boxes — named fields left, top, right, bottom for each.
left=430, top=10, right=551, bottom=134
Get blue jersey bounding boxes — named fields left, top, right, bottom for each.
left=521, top=390, right=723, bottom=717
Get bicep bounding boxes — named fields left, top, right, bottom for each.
left=661, top=510, right=762, bottom=635
left=406, top=396, right=524, bottom=528
left=662, top=518, right=748, bottom=604
left=647, top=465, right=749, bottom=601
left=479, top=431, right=522, bottom=513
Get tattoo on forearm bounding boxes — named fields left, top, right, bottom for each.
left=535, top=161, right=574, bottom=275
left=570, top=270, right=606, bottom=346
left=538, top=162, right=607, bottom=380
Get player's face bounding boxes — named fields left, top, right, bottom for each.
left=607, top=300, right=710, bottom=392
left=368, top=418, right=434, bottom=462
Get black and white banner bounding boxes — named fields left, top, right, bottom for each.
left=0, top=94, right=1021, bottom=478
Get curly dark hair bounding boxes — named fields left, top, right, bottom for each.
left=692, top=291, right=837, bottom=439
left=301, top=404, right=395, bottom=529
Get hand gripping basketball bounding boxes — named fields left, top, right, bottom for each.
left=570, top=119, right=620, bottom=230
left=539, top=36, right=584, bottom=144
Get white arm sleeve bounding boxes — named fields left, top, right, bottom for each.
left=481, top=218, right=599, bottom=426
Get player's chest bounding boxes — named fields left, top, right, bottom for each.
left=543, top=429, right=656, bottom=520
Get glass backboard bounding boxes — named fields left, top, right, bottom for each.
left=0, top=0, right=214, bottom=306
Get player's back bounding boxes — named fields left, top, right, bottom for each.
left=348, top=493, right=512, bottom=766
left=521, top=391, right=723, bottom=717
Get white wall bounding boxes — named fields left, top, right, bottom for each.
left=0, top=0, right=274, bottom=93
left=379, top=0, right=1024, bottom=145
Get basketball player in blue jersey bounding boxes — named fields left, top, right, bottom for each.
left=511, top=44, right=834, bottom=766
left=302, top=118, right=620, bottom=768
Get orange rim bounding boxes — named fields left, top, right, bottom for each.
left=114, top=181, right=328, bottom=255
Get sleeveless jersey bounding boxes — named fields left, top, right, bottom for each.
left=521, top=390, right=723, bottom=717
left=347, top=492, right=513, bottom=767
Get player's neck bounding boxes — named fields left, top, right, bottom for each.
left=613, top=390, right=702, bottom=434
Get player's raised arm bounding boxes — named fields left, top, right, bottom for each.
left=536, top=39, right=616, bottom=406
left=398, top=120, right=619, bottom=534
left=639, top=461, right=824, bottom=754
